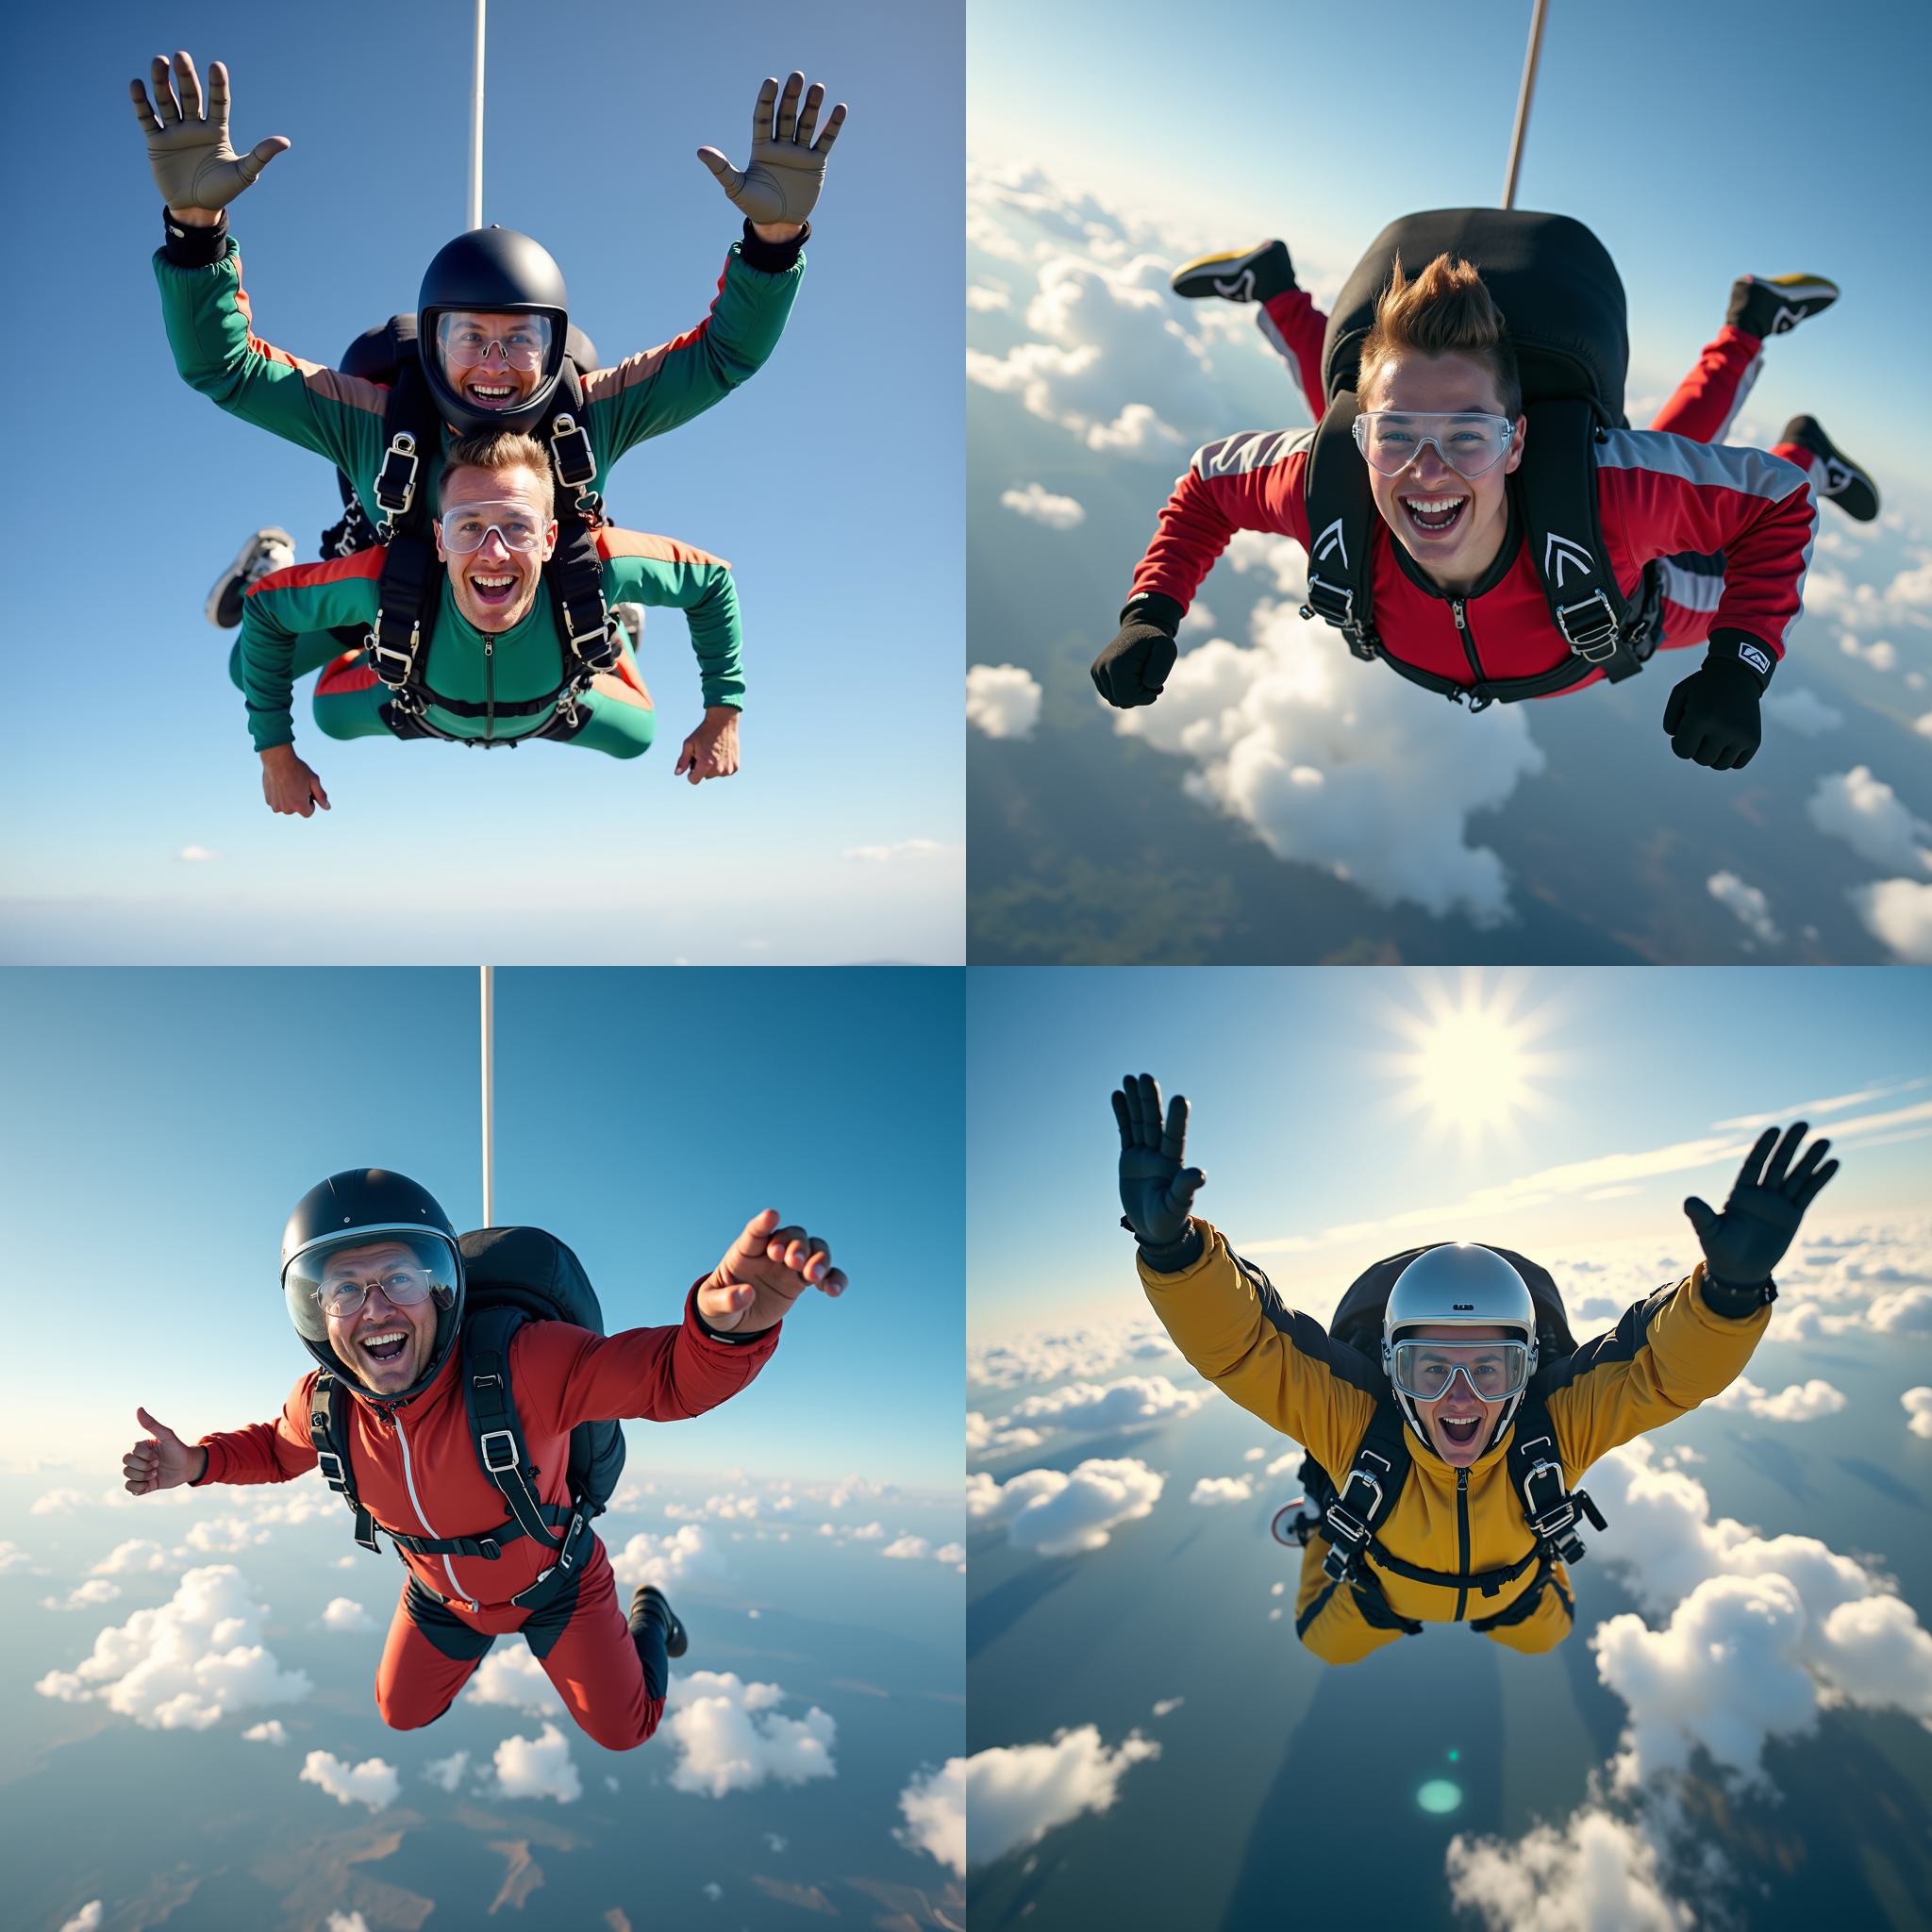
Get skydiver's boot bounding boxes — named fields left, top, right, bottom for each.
left=205, top=526, right=296, bottom=628
left=1171, top=239, right=1297, bottom=305
left=628, top=1584, right=687, bottom=1701
left=1778, top=413, right=1879, bottom=522
left=1726, top=274, right=1839, bottom=341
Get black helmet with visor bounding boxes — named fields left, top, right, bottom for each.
left=416, top=225, right=573, bottom=436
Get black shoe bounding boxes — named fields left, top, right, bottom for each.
left=1780, top=413, right=1879, bottom=522
left=205, top=527, right=296, bottom=629
left=629, top=1583, right=688, bottom=1658
left=1726, top=273, right=1838, bottom=340
left=1172, top=239, right=1296, bottom=305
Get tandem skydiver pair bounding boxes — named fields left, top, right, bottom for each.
left=1113, top=1074, right=1837, bottom=1664
left=133, top=50, right=846, bottom=816
left=1093, top=209, right=1879, bottom=771
left=123, top=1170, right=846, bottom=1749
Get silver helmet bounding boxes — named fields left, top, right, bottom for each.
left=1381, top=1244, right=1539, bottom=1455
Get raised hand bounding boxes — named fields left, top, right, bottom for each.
left=698, top=1208, right=847, bottom=1334
left=696, top=73, right=846, bottom=230
left=1684, top=1122, right=1838, bottom=1290
left=130, top=52, right=290, bottom=217
left=1112, top=1073, right=1206, bottom=1246
left=125, top=1407, right=203, bottom=1494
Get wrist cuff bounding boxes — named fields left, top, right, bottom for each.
left=1699, top=1269, right=1777, bottom=1317
left=161, top=207, right=229, bottom=268
left=739, top=218, right=808, bottom=274
left=1704, top=630, right=1776, bottom=691
left=1130, top=1220, right=1205, bottom=1274
left=1119, top=591, right=1185, bottom=636
left=690, top=1281, right=776, bottom=1344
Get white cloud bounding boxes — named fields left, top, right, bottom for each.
left=467, top=1644, right=557, bottom=1717
left=1849, top=878, right=1932, bottom=963
left=1189, top=1475, right=1255, bottom=1507
left=1867, top=1284, right=1932, bottom=1333
left=967, top=1410, right=1048, bottom=1461
left=58, top=1907, right=104, bottom=1932
left=1838, top=632, right=1898, bottom=672
left=175, top=846, right=219, bottom=862
left=1152, top=1696, right=1184, bottom=1717
left=841, top=838, right=952, bottom=864
left=1890, top=558, right=1932, bottom=606
left=882, top=1536, right=932, bottom=1560
left=1916, top=711, right=1932, bottom=738
left=325, top=1916, right=370, bottom=1932
left=42, top=1579, right=124, bottom=1612
left=1445, top=1806, right=1691, bottom=1932
left=936, top=1542, right=965, bottom=1565
left=1003, top=1374, right=1208, bottom=1443
left=90, top=1539, right=171, bottom=1577
left=424, top=1749, right=470, bottom=1791
left=34, top=1564, right=311, bottom=1730
left=663, top=1671, right=838, bottom=1798
left=491, top=1721, right=582, bottom=1804
left=970, top=1314, right=1184, bottom=1392
left=1115, top=603, right=1546, bottom=926
left=1706, top=1376, right=1846, bottom=1421
left=300, top=1750, right=400, bottom=1812
left=0, top=1539, right=42, bottom=1574
left=31, top=1488, right=92, bottom=1516
left=182, top=1513, right=273, bottom=1555
left=1760, top=688, right=1842, bottom=736
left=967, top=1457, right=1164, bottom=1557
left=1001, top=481, right=1087, bottom=530
left=967, top=662, right=1043, bottom=740
left=1707, top=872, right=1781, bottom=946
left=316, top=1598, right=375, bottom=1633
left=242, top=1720, right=288, bottom=1746
left=967, top=285, right=1011, bottom=312
left=1904, top=1388, right=1932, bottom=1440
left=1807, top=766, right=1932, bottom=875
left=966, top=1726, right=1160, bottom=1868
left=608, top=1524, right=714, bottom=1591
left=895, top=1758, right=966, bottom=1875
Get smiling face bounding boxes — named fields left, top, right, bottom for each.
left=317, top=1241, right=442, bottom=1395
left=434, top=463, right=558, bottom=634
left=1406, top=1324, right=1511, bottom=1468
left=437, top=309, right=550, bottom=415
left=1360, top=351, right=1526, bottom=597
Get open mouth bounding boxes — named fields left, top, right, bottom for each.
left=464, top=380, right=520, bottom=407
left=470, top=572, right=520, bottom=608
left=360, top=1330, right=408, bottom=1365
left=1438, top=1414, right=1483, bottom=1447
left=1401, top=494, right=1469, bottom=539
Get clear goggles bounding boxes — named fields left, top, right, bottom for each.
left=438, top=500, right=551, bottom=555
left=1353, top=410, right=1517, bottom=479
left=1389, top=1338, right=1530, bottom=1404
left=437, top=312, right=553, bottom=371
left=282, top=1229, right=459, bottom=1340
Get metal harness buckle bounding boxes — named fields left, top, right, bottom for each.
left=372, top=431, right=420, bottom=532
left=1556, top=590, right=1621, bottom=661
left=368, top=617, right=422, bottom=694
left=315, top=1450, right=348, bottom=1492
left=478, top=1428, right=520, bottom=1474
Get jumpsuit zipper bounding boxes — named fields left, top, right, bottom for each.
left=1453, top=1467, right=1471, bottom=1622
left=484, top=639, right=496, bottom=742
left=1451, top=597, right=1486, bottom=684
left=391, top=1410, right=474, bottom=1608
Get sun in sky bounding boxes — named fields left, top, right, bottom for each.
left=1367, top=970, right=1574, bottom=1159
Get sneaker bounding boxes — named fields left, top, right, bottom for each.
left=206, top=526, right=296, bottom=628
left=1779, top=414, right=1879, bottom=522
left=612, top=602, right=647, bottom=652
left=1171, top=239, right=1296, bottom=305
left=629, top=1583, right=688, bottom=1658
left=1726, top=274, right=1838, bottom=341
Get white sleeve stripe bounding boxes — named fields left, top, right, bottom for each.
left=1190, top=426, right=1316, bottom=480
left=1595, top=427, right=1808, bottom=503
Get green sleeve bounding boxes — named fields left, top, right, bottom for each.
left=582, top=244, right=802, bottom=470
left=153, top=238, right=383, bottom=478
left=602, top=541, right=745, bottom=710
left=238, top=564, right=383, bottom=753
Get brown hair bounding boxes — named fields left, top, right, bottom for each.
left=1357, top=252, right=1523, bottom=420
left=439, top=431, right=555, bottom=523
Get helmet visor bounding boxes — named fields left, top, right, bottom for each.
left=437, top=311, right=554, bottom=372
left=282, top=1228, right=460, bottom=1344
left=1389, top=1338, right=1529, bottom=1404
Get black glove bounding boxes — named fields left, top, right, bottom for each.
left=1091, top=595, right=1184, bottom=709
left=1112, top=1072, right=1206, bottom=1247
left=1683, top=1121, right=1838, bottom=1292
left=1662, top=655, right=1763, bottom=770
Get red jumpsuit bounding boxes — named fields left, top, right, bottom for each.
left=193, top=1290, right=776, bottom=1749
left=1131, top=288, right=1821, bottom=691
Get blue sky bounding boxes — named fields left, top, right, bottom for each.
left=968, top=966, right=1932, bottom=1339
left=0, top=0, right=962, bottom=964
left=970, top=0, right=1932, bottom=508
left=0, top=968, right=963, bottom=1488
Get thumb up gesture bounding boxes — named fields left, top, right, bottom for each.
left=124, top=1407, right=204, bottom=1495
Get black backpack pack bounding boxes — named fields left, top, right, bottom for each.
left=1277, top=1242, right=1606, bottom=1636
left=308, top=1225, right=626, bottom=1612
left=1297, top=208, right=1664, bottom=708
left=317, top=314, right=619, bottom=745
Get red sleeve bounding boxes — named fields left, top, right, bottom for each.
left=1129, top=430, right=1313, bottom=610
left=516, top=1289, right=780, bottom=1433
left=1595, top=431, right=1816, bottom=662
left=196, top=1374, right=322, bottom=1486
